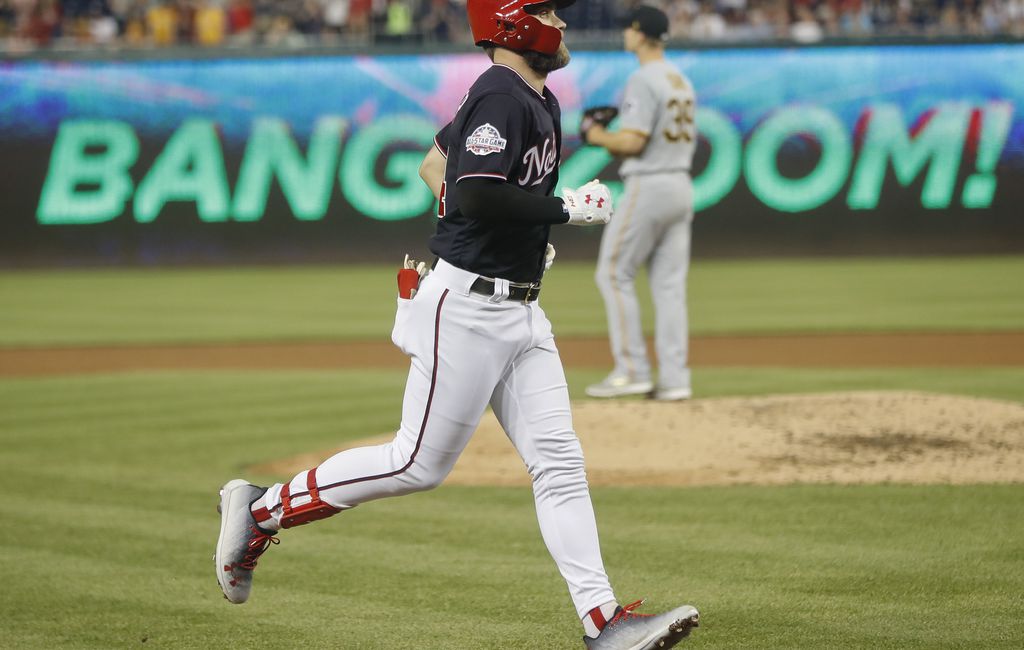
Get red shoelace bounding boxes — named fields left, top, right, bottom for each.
left=608, top=600, right=651, bottom=626
left=240, top=525, right=280, bottom=570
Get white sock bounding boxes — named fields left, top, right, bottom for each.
left=582, top=601, right=619, bottom=638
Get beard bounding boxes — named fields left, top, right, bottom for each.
left=523, top=42, right=571, bottom=74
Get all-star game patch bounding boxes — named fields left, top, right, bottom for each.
left=465, top=123, right=507, bottom=156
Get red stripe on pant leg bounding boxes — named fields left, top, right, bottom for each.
left=269, top=289, right=451, bottom=513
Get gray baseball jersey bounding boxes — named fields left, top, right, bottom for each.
left=589, top=57, right=697, bottom=398
left=617, top=59, right=696, bottom=178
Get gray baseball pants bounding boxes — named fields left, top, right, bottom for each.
left=594, top=171, right=693, bottom=391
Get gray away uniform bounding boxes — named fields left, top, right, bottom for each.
left=595, top=58, right=697, bottom=393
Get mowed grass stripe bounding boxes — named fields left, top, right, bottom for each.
left=1, top=370, right=1023, bottom=647
left=680, top=366, right=1024, bottom=403
left=686, top=256, right=1024, bottom=334
left=3, top=256, right=1024, bottom=346
left=0, top=265, right=397, bottom=346
left=0, top=370, right=405, bottom=444
left=593, top=484, right=1024, bottom=649
left=3, top=367, right=1021, bottom=451
left=2, top=483, right=1021, bottom=648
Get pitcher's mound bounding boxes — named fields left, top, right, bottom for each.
left=251, top=391, right=1024, bottom=487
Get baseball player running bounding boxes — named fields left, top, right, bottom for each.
left=582, top=5, right=697, bottom=402
left=214, top=1, right=698, bottom=648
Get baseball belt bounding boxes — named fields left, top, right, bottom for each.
left=431, top=257, right=542, bottom=302
left=470, top=277, right=541, bottom=302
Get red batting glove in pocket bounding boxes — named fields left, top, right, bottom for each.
left=397, top=268, right=420, bottom=299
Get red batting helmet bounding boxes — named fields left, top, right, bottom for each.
left=467, top=0, right=577, bottom=56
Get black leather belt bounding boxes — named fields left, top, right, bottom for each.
left=470, top=277, right=541, bottom=302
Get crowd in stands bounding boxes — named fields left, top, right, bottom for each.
left=2, top=0, right=1023, bottom=53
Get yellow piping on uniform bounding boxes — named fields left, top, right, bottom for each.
left=606, top=178, right=641, bottom=379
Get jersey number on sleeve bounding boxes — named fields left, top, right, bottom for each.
left=663, top=97, right=695, bottom=143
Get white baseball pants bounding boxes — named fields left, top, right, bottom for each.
left=258, top=258, right=615, bottom=617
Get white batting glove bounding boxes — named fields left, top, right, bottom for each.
left=403, top=253, right=428, bottom=278
left=561, top=179, right=613, bottom=226
left=544, top=243, right=556, bottom=272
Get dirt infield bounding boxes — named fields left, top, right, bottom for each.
left=6, top=333, right=1020, bottom=487
left=3, top=331, right=1024, bottom=376
left=253, top=391, right=1024, bottom=487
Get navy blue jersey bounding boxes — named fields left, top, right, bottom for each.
left=429, top=64, right=563, bottom=283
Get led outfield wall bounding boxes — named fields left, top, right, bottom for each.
left=1, top=44, right=1022, bottom=263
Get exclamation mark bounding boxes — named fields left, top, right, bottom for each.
left=962, top=102, right=1013, bottom=208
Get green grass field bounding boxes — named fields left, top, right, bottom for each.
left=2, top=256, right=1023, bottom=648
left=2, top=256, right=1023, bottom=345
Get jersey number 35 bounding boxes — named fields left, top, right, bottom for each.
left=664, top=97, right=695, bottom=143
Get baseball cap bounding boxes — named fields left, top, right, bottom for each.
left=623, top=5, right=670, bottom=40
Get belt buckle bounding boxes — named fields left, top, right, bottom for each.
left=524, top=282, right=539, bottom=302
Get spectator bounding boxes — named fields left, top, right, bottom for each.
left=732, top=0, right=777, bottom=37
left=23, top=0, right=62, bottom=47
left=348, top=0, right=371, bottom=33
left=559, top=0, right=616, bottom=33
left=88, top=2, right=118, bottom=43
left=176, top=0, right=196, bottom=42
left=123, top=8, right=145, bottom=44
left=383, top=0, right=413, bottom=36
left=690, top=0, right=727, bottom=37
left=816, top=0, right=841, bottom=36
left=979, top=0, right=1004, bottom=32
left=837, top=0, right=872, bottom=36
left=321, top=0, right=348, bottom=35
left=226, top=0, right=253, bottom=37
left=0, top=0, right=14, bottom=38
left=790, top=3, right=824, bottom=40
left=293, top=0, right=324, bottom=35
left=1010, top=0, right=1024, bottom=35
left=420, top=0, right=459, bottom=41
left=263, top=12, right=305, bottom=46
left=4, top=0, right=1024, bottom=50
left=194, top=0, right=226, bottom=45
left=665, top=0, right=699, bottom=38
left=146, top=0, right=177, bottom=45
left=964, top=0, right=986, bottom=34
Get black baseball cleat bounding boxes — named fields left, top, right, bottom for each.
left=583, top=600, right=699, bottom=650
left=214, top=479, right=279, bottom=604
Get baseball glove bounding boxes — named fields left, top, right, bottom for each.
left=579, top=106, right=618, bottom=143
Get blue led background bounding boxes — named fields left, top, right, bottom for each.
left=0, top=46, right=1021, bottom=149
left=0, top=44, right=1021, bottom=265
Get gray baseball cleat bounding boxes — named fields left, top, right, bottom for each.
left=585, top=375, right=655, bottom=398
left=214, top=479, right=279, bottom=604
left=583, top=600, right=699, bottom=650
left=652, top=386, right=692, bottom=402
